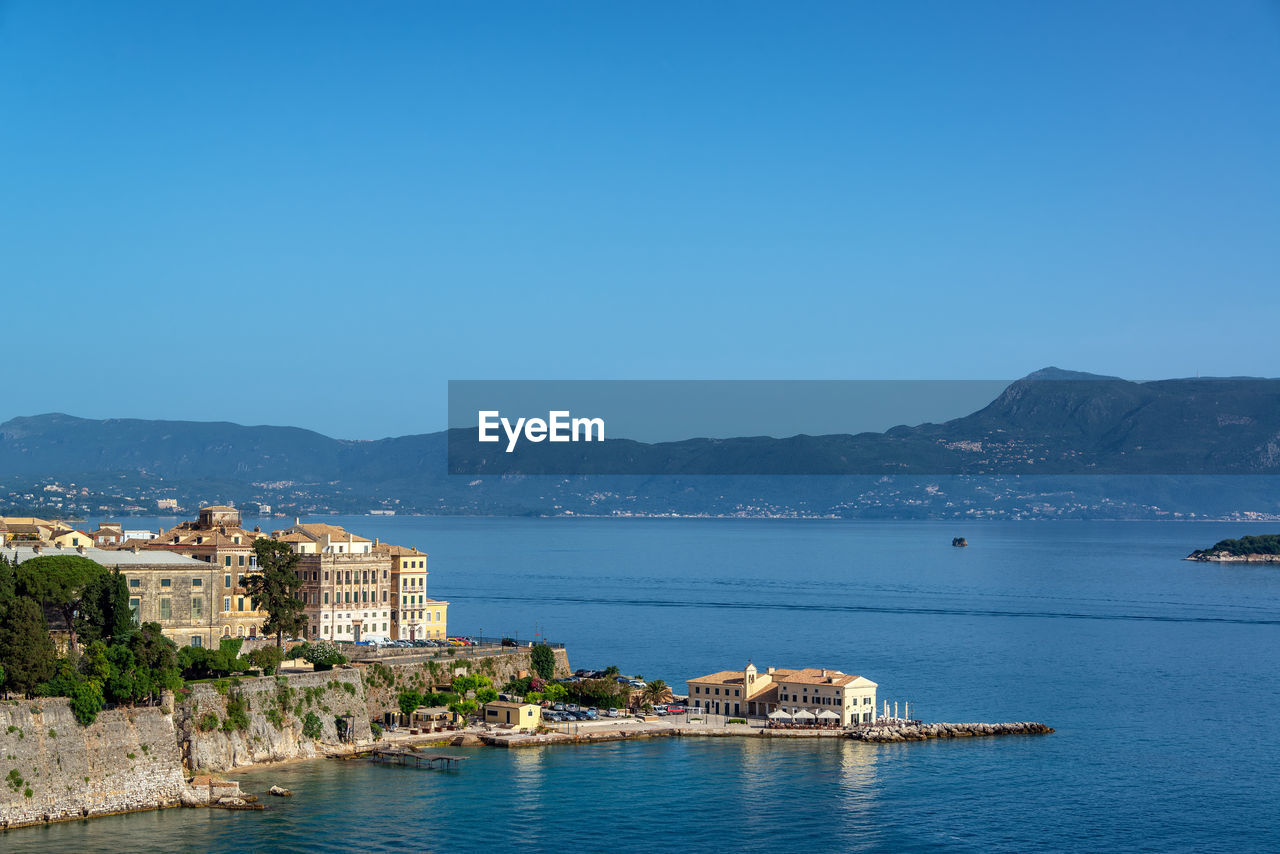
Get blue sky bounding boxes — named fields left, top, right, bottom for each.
left=1, top=2, right=1277, bottom=438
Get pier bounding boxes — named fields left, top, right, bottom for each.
left=367, top=749, right=467, bottom=770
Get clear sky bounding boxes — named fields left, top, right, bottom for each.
left=1, top=1, right=1277, bottom=438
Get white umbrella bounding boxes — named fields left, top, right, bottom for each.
left=793, top=709, right=816, bottom=720
left=768, top=709, right=792, bottom=720
left=817, top=709, right=840, bottom=720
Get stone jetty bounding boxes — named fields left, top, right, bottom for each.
left=847, top=721, right=1053, bottom=742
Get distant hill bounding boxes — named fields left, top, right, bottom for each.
left=449, top=370, right=1280, bottom=475
left=2, top=369, right=1278, bottom=519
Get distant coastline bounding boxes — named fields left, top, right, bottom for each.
left=1186, top=533, right=1280, bottom=562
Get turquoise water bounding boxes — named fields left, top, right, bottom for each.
left=11, top=518, right=1280, bottom=851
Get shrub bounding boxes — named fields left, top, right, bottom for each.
left=223, top=694, right=250, bottom=732
left=302, top=712, right=323, bottom=740
left=302, top=640, right=346, bottom=671
left=69, top=681, right=105, bottom=726
left=197, top=712, right=220, bottom=732
left=265, top=708, right=284, bottom=729
left=371, top=721, right=383, bottom=738
left=727, top=718, right=747, bottom=725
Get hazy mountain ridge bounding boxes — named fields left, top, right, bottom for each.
left=2, top=370, right=1278, bottom=519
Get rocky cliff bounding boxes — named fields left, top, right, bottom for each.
left=181, top=647, right=570, bottom=773
left=0, top=699, right=187, bottom=829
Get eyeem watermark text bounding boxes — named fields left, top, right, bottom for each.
left=478, top=410, right=605, bottom=452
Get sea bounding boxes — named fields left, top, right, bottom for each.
left=9, top=517, right=1280, bottom=853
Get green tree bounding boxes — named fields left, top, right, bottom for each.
left=475, top=686, right=498, bottom=705
left=75, top=568, right=133, bottom=646
left=127, top=622, right=182, bottom=705
left=642, top=679, right=673, bottom=706
left=68, top=680, right=105, bottom=726
left=246, top=539, right=307, bottom=653
left=530, top=644, right=556, bottom=680
left=398, top=690, right=423, bottom=718
left=0, top=597, right=57, bottom=696
left=603, top=665, right=621, bottom=678
left=16, top=555, right=103, bottom=654
left=248, top=646, right=284, bottom=675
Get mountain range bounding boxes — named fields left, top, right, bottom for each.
left=2, top=369, right=1278, bottom=520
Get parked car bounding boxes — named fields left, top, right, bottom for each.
left=585, top=708, right=599, bottom=719
left=552, top=703, right=566, bottom=712
left=666, top=705, right=686, bottom=714
left=606, top=708, right=619, bottom=718
left=566, top=703, right=579, bottom=712
left=501, top=637, right=518, bottom=647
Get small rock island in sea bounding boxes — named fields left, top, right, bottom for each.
left=952, top=537, right=968, bottom=548
left=1185, top=534, right=1280, bottom=562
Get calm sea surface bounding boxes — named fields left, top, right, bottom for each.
left=11, top=518, right=1280, bottom=852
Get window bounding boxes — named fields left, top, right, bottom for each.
left=159, top=578, right=171, bottom=588
left=324, top=592, right=330, bottom=604
left=237, top=597, right=245, bottom=611
left=382, top=590, right=388, bottom=602
left=238, top=575, right=246, bottom=587
left=129, top=578, right=141, bottom=588
left=233, top=536, right=240, bottom=544
left=192, top=597, right=203, bottom=619
left=159, top=598, right=171, bottom=620
left=192, top=577, right=202, bottom=587
left=225, top=574, right=232, bottom=587
left=129, top=598, right=141, bottom=623
left=238, top=555, right=245, bottom=566
left=191, top=636, right=203, bottom=648
left=225, top=556, right=232, bottom=566
left=223, top=597, right=231, bottom=612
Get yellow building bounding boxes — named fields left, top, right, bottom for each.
left=48, top=528, right=94, bottom=549
left=483, top=700, right=542, bottom=731
left=372, top=542, right=449, bottom=640
left=688, top=663, right=877, bottom=726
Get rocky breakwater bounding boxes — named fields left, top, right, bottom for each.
left=848, top=721, right=1054, bottom=743
left=1185, top=551, right=1280, bottom=563
left=0, top=698, right=188, bottom=829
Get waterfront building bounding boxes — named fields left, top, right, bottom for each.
left=273, top=520, right=392, bottom=642
left=0, top=543, right=228, bottom=649
left=145, top=505, right=270, bottom=640
left=687, top=663, right=877, bottom=725
left=372, top=542, right=450, bottom=640
left=483, top=700, right=542, bottom=731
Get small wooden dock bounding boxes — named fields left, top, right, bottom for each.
left=367, top=749, right=467, bottom=770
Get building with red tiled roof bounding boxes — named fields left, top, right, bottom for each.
left=687, top=663, right=877, bottom=725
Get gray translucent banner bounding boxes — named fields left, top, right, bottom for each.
left=447, top=376, right=1280, bottom=476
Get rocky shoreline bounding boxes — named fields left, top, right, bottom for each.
left=1185, top=551, right=1280, bottom=562
left=847, top=721, right=1054, bottom=742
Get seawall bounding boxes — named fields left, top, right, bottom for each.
left=183, top=646, right=571, bottom=773
left=2, top=645, right=573, bottom=828
left=0, top=699, right=187, bottom=829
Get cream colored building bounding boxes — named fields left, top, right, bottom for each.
left=687, top=663, right=877, bottom=726
left=372, top=542, right=449, bottom=640
left=483, top=700, right=542, bottom=731
left=147, top=506, right=270, bottom=640
left=48, top=528, right=93, bottom=549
